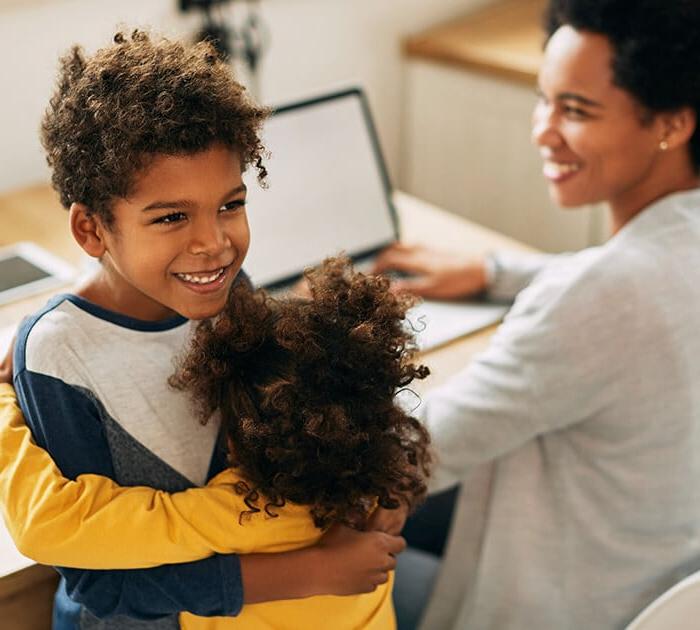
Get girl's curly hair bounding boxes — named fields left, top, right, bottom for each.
left=171, top=257, right=432, bottom=529
left=41, top=29, right=269, bottom=226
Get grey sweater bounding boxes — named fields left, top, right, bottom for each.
left=419, top=188, right=700, bottom=630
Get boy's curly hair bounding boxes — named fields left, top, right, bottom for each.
left=171, top=257, right=432, bottom=529
left=42, top=29, right=269, bottom=226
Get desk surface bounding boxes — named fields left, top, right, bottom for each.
left=0, top=184, right=534, bottom=581
left=404, top=0, right=546, bottom=85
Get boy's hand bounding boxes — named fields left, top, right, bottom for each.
left=0, top=334, right=15, bottom=383
left=367, top=503, right=410, bottom=536
left=315, top=524, right=406, bottom=595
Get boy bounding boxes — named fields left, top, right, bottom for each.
left=1, top=30, right=403, bottom=629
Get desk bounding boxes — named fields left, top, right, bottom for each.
left=0, top=184, right=534, bottom=629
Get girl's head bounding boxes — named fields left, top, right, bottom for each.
left=172, top=257, right=433, bottom=529
left=43, top=30, right=269, bottom=321
left=534, top=0, right=699, bottom=220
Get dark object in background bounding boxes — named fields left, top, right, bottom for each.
left=178, top=0, right=268, bottom=88
left=402, top=485, right=460, bottom=557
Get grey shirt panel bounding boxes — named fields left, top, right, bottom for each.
left=75, top=389, right=188, bottom=630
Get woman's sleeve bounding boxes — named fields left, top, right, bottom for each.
left=422, top=258, right=622, bottom=492
left=485, top=251, right=558, bottom=302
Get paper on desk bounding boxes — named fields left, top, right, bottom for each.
left=409, top=299, right=508, bottom=352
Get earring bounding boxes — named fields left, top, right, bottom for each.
left=659, top=140, right=669, bottom=151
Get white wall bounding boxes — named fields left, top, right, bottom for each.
left=0, top=0, right=491, bottom=194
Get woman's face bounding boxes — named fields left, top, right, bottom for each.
left=532, top=26, right=668, bottom=216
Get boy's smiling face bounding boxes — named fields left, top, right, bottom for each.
left=79, top=144, right=250, bottom=321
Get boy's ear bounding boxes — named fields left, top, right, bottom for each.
left=69, top=203, right=108, bottom=258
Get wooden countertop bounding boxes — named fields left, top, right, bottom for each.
left=404, top=0, right=547, bottom=85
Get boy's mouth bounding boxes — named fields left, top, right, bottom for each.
left=174, top=266, right=227, bottom=285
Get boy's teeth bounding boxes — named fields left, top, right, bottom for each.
left=176, top=268, right=224, bottom=284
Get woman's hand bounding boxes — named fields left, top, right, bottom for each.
left=373, top=243, right=488, bottom=300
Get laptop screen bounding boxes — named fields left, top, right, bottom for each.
left=243, top=88, right=398, bottom=289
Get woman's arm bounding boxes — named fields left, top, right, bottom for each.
left=372, top=243, right=556, bottom=302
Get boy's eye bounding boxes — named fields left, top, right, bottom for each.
left=220, top=200, right=246, bottom=213
left=152, top=212, right=186, bottom=225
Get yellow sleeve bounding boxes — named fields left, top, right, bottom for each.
left=0, top=383, right=313, bottom=570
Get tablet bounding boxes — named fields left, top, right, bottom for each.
left=0, top=242, right=75, bottom=306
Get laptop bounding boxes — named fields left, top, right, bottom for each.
left=243, top=87, right=508, bottom=351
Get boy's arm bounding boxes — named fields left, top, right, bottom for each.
left=1, top=384, right=391, bottom=567
left=60, top=526, right=403, bottom=618
left=60, top=560, right=242, bottom=620
left=0, top=385, right=246, bottom=566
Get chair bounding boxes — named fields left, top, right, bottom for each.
left=626, top=570, right=700, bottom=630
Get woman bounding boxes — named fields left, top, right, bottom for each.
left=376, top=1, right=700, bottom=628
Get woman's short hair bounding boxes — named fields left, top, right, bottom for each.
left=545, top=0, right=700, bottom=171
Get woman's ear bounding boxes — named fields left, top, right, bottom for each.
left=658, top=106, right=697, bottom=151
left=69, top=203, right=107, bottom=259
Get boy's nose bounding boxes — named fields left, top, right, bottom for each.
left=188, top=218, right=230, bottom=257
